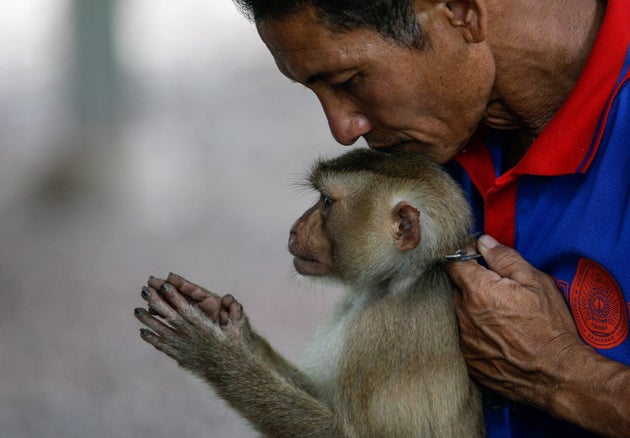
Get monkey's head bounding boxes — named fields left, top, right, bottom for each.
left=288, top=149, right=472, bottom=290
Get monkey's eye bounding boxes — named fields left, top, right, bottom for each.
left=321, top=194, right=334, bottom=211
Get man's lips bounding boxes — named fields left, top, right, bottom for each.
left=369, top=140, right=428, bottom=153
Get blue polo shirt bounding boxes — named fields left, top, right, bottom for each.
left=448, top=0, right=630, bottom=435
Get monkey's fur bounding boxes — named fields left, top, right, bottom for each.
left=136, top=149, right=483, bottom=437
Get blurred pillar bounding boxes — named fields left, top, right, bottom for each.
left=71, top=0, right=119, bottom=136
left=42, top=0, right=123, bottom=200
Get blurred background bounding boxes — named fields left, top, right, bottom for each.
left=0, top=1, right=350, bottom=436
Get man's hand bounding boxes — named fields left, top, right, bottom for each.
left=447, top=235, right=630, bottom=437
left=446, top=234, right=584, bottom=407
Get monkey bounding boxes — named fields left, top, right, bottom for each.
left=134, top=148, right=484, bottom=437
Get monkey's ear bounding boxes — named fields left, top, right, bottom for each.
left=390, top=202, right=421, bottom=251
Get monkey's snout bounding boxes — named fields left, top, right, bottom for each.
left=288, top=231, right=297, bottom=253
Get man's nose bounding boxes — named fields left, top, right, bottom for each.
left=318, top=94, right=372, bottom=146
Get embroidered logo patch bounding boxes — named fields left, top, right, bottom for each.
left=570, top=258, right=628, bottom=349
left=553, top=277, right=569, bottom=301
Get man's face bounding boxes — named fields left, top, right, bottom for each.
left=258, top=6, right=495, bottom=163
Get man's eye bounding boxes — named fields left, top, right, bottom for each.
left=332, top=75, right=358, bottom=90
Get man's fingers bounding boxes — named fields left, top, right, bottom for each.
left=449, top=235, right=557, bottom=300
left=446, top=253, right=501, bottom=295
left=476, top=235, right=539, bottom=285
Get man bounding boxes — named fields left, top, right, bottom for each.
left=233, top=0, right=630, bottom=436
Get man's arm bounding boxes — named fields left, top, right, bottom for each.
left=447, top=235, right=630, bottom=437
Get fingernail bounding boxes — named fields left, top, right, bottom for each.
left=479, top=234, right=499, bottom=249
left=141, top=287, right=151, bottom=299
left=134, top=308, right=143, bottom=317
left=139, top=328, right=150, bottom=336
left=161, top=283, right=170, bottom=293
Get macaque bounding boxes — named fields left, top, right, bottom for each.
left=135, top=149, right=483, bottom=437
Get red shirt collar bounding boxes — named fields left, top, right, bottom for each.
left=457, top=0, right=630, bottom=180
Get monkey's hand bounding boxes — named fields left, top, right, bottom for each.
left=146, top=273, right=258, bottom=351
left=447, top=235, right=630, bottom=437
left=137, top=273, right=319, bottom=397
left=135, top=275, right=255, bottom=375
left=134, top=275, right=341, bottom=437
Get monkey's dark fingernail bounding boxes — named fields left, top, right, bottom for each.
left=168, top=272, right=184, bottom=282
left=238, top=304, right=243, bottom=312
left=161, top=283, right=170, bottom=293
left=141, top=287, right=151, bottom=299
left=139, top=328, right=150, bottom=337
left=134, top=308, right=144, bottom=317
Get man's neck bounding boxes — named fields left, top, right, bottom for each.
left=483, top=0, right=606, bottom=139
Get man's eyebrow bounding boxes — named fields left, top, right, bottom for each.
left=305, top=71, right=333, bottom=85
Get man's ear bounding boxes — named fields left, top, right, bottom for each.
left=391, top=201, right=421, bottom=251
left=443, top=0, right=487, bottom=43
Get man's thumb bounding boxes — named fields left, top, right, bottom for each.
left=477, top=234, right=529, bottom=279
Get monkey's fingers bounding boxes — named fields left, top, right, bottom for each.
left=219, top=298, right=245, bottom=329
left=141, top=286, right=182, bottom=323
left=159, top=282, right=224, bottom=332
left=167, top=272, right=219, bottom=301
left=148, top=275, right=173, bottom=295
left=146, top=277, right=166, bottom=314
left=134, top=308, right=185, bottom=359
left=196, top=295, right=224, bottom=324
left=160, top=283, right=197, bottom=319
left=134, top=307, right=178, bottom=338
left=148, top=275, right=204, bottom=314
left=162, top=276, right=236, bottom=324
left=138, top=327, right=181, bottom=360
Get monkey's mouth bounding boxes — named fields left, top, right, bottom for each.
left=292, top=256, right=331, bottom=277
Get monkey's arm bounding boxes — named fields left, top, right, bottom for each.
left=448, top=235, right=630, bottom=437
left=135, top=281, right=343, bottom=438
left=146, top=274, right=319, bottom=397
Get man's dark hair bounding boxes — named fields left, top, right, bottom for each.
left=233, top=0, right=429, bottom=49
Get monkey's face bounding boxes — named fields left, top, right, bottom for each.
left=258, top=5, right=497, bottom=164
left=288, top=149, right=473, bottom=289
left=288, top=169, right=371, bottom=281
left=288, top=198, right=339, bottom=278
left=288, top=167, right=423, bottom=288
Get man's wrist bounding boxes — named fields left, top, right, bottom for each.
left=547, top=343, right=630, bottom=435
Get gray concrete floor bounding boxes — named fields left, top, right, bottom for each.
left=0, top=3, right=348, bottom=437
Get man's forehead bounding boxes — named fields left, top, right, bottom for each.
left=257, top=7, right=336, bottom=54
left=258, top=14, right=382, bottom=82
